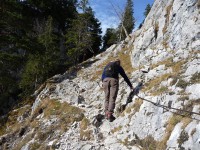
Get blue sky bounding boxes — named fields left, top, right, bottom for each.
left=89, top=0, right=154, bottom=35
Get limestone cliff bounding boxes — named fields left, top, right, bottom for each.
left=0, top=0, right=199, bottom=150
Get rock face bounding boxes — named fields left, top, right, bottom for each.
left=131, top=0, right=200, bottom=67
left=0, top=0, right=200, bottom=150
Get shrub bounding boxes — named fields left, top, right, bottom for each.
left=29, top=142, right=41, bottom=150
left=190, top=128, right=196, bottom=136
left=138, top=135, right=157, bottom=150
left=176, top=79, right=188, bottom=89
left=178, top=95, right=189, bottom=101
left=190, top=72, right=200, bottom=84
left=178, top=130, right=189, bottom=148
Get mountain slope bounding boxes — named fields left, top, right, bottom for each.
left=0, top=0, right=200, bottom=149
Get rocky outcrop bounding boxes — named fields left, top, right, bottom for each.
left=131, top=0, right=200, bottom=67
left=0, top=0, right=199, bottom=150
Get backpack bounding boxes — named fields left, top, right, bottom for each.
left=104, top=62, right=118, bottom=78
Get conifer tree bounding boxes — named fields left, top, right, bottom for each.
left=119, top=0, right=135, bottom=40
left=102, top=28, right=118, bottom=51
left=20, top=16, right=60, bottom=95
left=65, top=4, right=101, bottom=64
left=144, top=4, right=151, bottom=17
left=0, top=0, right=32, bottom=113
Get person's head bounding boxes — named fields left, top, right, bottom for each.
left=115, top=59, right=120, bottom=65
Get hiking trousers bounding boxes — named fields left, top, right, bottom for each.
left=103, top=77, right=119, bottom=113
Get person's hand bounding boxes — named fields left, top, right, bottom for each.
left=130, top=86, right=135, bottom=91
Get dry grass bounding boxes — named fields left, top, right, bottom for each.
left=121, top=137, right=129, bottom=146
left=80, top=117, right=90, bottom=130
left=13, top=132, right=35, bottom=150
left=11, top=99, right=85, bottom=149
left=33, top=99, right=84, bottom=124
left=171, top=60, right=185, bottom=73
left=162, top=1, right=174, bottom=35
left=80, top=130, right=93, bottom=141
left=156, top=115, right=182, bottom=149
left=118, top=49, right=135, bottom=76
left=152, top=86, right=169, bottom=96
left=139, top=136, right=157, bottom=150
left=0, top=105, right=32, bottom=136
left=29, top=142, right=41, bottom=150
left=182, top=117, right=192, bottom=129
left=80, top=117, right=93, bottom=141
left=144, top=59, right=186, bottom=94
left=123, top=98, right=143, bottom=117
left=133, top=99, right=143, bottom=112
left=144, top=73, right=171, bottom=93
left=111, top=126, right=122, bottom=134
left=6, top=105, right=31, bottom=127
left=162, top=36, right=170, bottom=49
left=151, top=57, right=173, bottom=69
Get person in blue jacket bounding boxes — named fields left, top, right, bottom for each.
left=102, top=59, right=134, bottom=122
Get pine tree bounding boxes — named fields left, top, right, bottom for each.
left=0, top=0, right=32, bottom=113
left=65, top=5, right=101, bottom=64
left=20, top=16, right=60, bottom=96
left=65, top=13, right=92, bottom=65
left=119, top=0, right=135, bottom=40
left=144, top=4, right=151, bottom=18
left=79, top=0, right=89, bottom=13
left=102, top=28, right=118, bottom=51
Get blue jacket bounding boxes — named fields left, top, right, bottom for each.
left=102, top=62, right=132, bottom=88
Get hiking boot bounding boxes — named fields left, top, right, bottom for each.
left=107, top=112, right=116, bottom=122
left=105, top=111, right=109, bottom=119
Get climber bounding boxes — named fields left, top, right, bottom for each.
left=102, top=59, right=134, bottom=122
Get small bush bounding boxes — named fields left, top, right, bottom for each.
left=176, top=79, right=188, bottom=89
left=178, top=95, right=189, bottom=101
left=190, top=128, right=196, bottom=136
left=190, top=72, right=200, bottom=84
left=178, top=130, right=189, bottom=148
left=29, top=142, right=41, bottom=150
left=169, top=91, right=175, bottom=95
left=138, top=135, right=157, bottom=150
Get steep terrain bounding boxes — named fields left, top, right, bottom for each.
left=0, top=0, right=200, bottom=150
